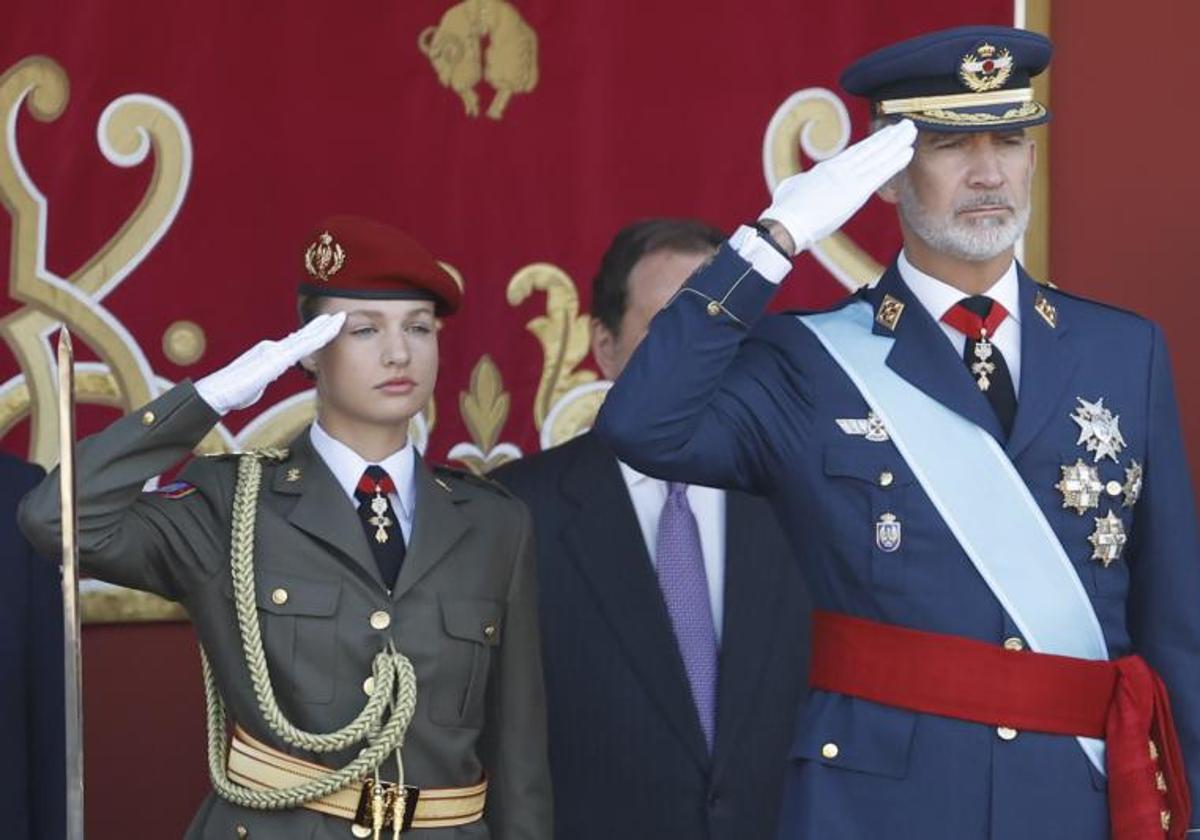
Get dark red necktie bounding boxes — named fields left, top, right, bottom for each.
left=353, top=465, right=406, bottom=589
left=941, top=295, right=1017, bottom=437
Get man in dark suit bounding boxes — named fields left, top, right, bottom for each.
left=494, top=219, right=811, bottom=840
left=0, top=452, right=65, bottom=839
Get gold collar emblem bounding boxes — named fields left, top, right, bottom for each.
left=875, top=295, right=906, bottom=331
left=1034, top=292, right=1057, bottom=328
left=959, top=43, right=1014, bottom=93
left=304, top=231, right=346, bottom=282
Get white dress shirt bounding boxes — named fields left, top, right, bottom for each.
left=617, top=461, right=727, bottom=641
left=896, top=249, right=1022, bottom=394
left=309, top=422, right=416, bottom=544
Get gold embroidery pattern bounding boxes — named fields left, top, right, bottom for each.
left=449, top=355, right=520, bottom=474
left=911, top=101, right=1045, bottom=127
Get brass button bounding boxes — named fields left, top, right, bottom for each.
left=270, top=588, right=289, bottom=606
left=820, top=742, right=839, bottom=760
left=483, top=622, right=497, bottom=640
left=141, top=410, right=156, bottom=426
left=362, top=676, right=375, bottom=696
left=878, top=470, right=894, bottom=487
left=996, top=726, right=1018, bottom=741
left=1106, top=480, right=1122, bottom=497
left=235, top=826, right=248, bottom=839
left=706, top=301, right=722, bottom=317
left=1002, top=636, right=1024, bottom=652
left=369, top=610, right=391, bottom=631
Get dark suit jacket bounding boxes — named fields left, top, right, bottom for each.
left=494, top=432, right=810, bottom=840
left=1, top=453, right=65, bottom=840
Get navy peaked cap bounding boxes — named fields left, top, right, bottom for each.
left=840, top=26, right=1052, bottom=132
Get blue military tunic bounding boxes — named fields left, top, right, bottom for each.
left=595, top=241, right=1200, bottom=839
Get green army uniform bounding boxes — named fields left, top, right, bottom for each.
left=19, top=376, right=552, bottom=839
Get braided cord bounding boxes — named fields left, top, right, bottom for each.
left=202, top=451, right=418, bottom=810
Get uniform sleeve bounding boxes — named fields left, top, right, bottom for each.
left=1125, top=324, right=1200, bottom=820
left=17, top=381, right=229, bottom=601
left=478, top=500, right=553, bottom=839
left=593, top=241, right=798, bottom=494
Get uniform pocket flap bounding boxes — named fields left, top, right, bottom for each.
left=823, top=445, right=915, bottom=486
left=790, top=692, right=918, bottom=780
left=254, top=572, right=341, bottom=616
left=440, top=597, right=505, bottom=646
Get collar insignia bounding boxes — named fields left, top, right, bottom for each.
left=875, top=295, right=905, bottom=331
left=1034, top=291, right=1057, bottom=328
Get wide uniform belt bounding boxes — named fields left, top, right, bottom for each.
left=227, top=726, right=487, bottom=833
left=810, top=610, right=1191, bottom=840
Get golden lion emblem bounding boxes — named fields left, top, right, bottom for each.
left=418, top=0, right=539, bottom=120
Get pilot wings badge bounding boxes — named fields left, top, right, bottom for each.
left=836, top=412, right=890, bottom=443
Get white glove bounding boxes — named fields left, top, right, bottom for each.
left=760, top=119, right=917, bottom=254
left=195, top=311, right=346, bottom=415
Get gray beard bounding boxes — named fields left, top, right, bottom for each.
left=897, top=177, right=1030, bottom=262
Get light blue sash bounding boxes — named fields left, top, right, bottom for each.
left=800, top=301, right=1109, bottom=773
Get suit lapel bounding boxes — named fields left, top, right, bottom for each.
left=560, top=434, right=711, bottom=770
left=711, top=489, right=784, bottom=782
left=1005, top=267, right=1074, bottom=461
left=277, top=431, right=382, bottom=588
left=391, top=459, right=471, bottom=601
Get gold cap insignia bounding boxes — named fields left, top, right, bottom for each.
left=1034, top=292, right=1057, bottom=328
left=304, top=231, right=346, bottom=282
left=875, top=294, right=906, bottom=331
left=959, top=43, right=1014, bottom=93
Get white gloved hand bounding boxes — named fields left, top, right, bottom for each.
left=195, top=311, right=346, bottom=415
left=760, top=119, right=918, bottom=255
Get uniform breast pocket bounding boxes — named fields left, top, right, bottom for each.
left=253, top=571, right=341, bottom=705
left=430, top=596, right=505, bottom=729
left=823, top=445, right=916, bottom=594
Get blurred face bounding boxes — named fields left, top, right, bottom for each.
left=591, top=247, right=713, bottom=380
left=883, top=128, right=1035, bottom=261
left=302, top=297, right=439, bottom=430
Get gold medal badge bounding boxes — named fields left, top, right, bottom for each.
left=959, top=43, right=1014, bottom=93
left=304, top=231, right=346, bottom=281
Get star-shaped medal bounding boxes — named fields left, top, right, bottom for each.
left=1088, top=510, right=1127, bottom=567
left=1055, top=459, right=1103, bottom=515
left=1122, top=460, right=1143, bottom=507
left=1071, top=397, right=1126, bottom=463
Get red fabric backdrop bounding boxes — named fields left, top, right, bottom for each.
left=1, top=1, right=1065, bottom=835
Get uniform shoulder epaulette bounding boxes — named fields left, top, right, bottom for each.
left=432, top=464, right=515, bottom=499
left=1035, top=281, right=1151, bottom=324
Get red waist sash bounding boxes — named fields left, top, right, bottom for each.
left=810, top=610, right=1190, bottom=840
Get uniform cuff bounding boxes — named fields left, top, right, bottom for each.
left=730, top=225, right=792, bottom=285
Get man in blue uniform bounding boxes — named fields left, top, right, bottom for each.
left=595, top=25, right=1200, bottom=839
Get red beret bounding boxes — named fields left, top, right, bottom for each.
left=297, top=215, right=462, bottom=315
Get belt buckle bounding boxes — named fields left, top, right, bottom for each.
left=353, top=779, right=421, bottom=834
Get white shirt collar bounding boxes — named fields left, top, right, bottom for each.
left=308, top=421, right=416, bottom=518
left=617, top=460, right=655, bottom=490
left=896, top=249, right=1021, bottom=326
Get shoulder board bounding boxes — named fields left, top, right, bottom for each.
left=432, top=464, right=514, bottom=498
left=1035, top=283, right=1150, bottom=323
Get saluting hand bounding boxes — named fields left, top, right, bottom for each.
left=195, top=312, right=347, bottom=415
left=760, top=118, right=917, bottom=256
